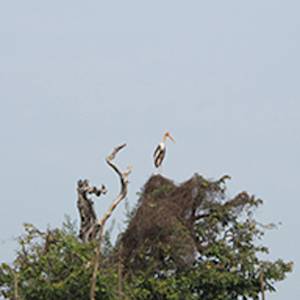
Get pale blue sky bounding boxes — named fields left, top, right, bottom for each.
left=0, top=1, right=299, bottom=299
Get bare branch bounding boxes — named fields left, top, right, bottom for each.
left=90, top=144, right=131, bottom=300
left=260, top=271, right=266, bottom=300
left=13, top=270, right=19, bottom=300
left=98, top=144, right=132, bottom=228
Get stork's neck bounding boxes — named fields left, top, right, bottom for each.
left=162, top=135, right=168, bottom=143
left=159, top=141, right=166, bottom=148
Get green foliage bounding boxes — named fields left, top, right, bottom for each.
left=119, top=175, right=293, bottom=299
left=0, top=175, right=293, bottom=299
left=0, top=219, right=117, bottom=300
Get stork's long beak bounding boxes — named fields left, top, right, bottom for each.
left=168, top=134, right=175, bottom=143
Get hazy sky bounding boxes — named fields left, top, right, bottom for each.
left=0, top=1, right=299, bottom=299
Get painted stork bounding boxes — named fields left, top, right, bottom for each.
left=153, top=131, right=175, bottom=169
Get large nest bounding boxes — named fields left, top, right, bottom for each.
left=116, top=174, right=230, bottom=275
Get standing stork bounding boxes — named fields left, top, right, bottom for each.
left=153, top=131, right=175, bottom=169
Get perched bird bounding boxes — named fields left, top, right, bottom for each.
left=153, top=131, right=175, bottom=169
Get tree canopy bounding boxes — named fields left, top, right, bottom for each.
left=0, top=174, right=292, bottom=299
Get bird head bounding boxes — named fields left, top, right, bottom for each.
left=164, top=131, right=175, bottom=143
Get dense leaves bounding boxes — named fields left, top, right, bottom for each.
left=0, top=219, right=117, bottom=300
left=118, top=175, right=292, bottom=299
left=0, top=175, right=292, bottom=299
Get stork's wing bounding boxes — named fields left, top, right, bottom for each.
left=154, top=146, right=166, bottom=168
left=153, top=144, right=161, bottom=158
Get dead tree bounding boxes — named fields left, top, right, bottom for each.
left=76, top=144, right=131, bottom=300
left=77, top=179, right=107, bottom=243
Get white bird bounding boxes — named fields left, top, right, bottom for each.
left=153, top=131, right=175, bottom=169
